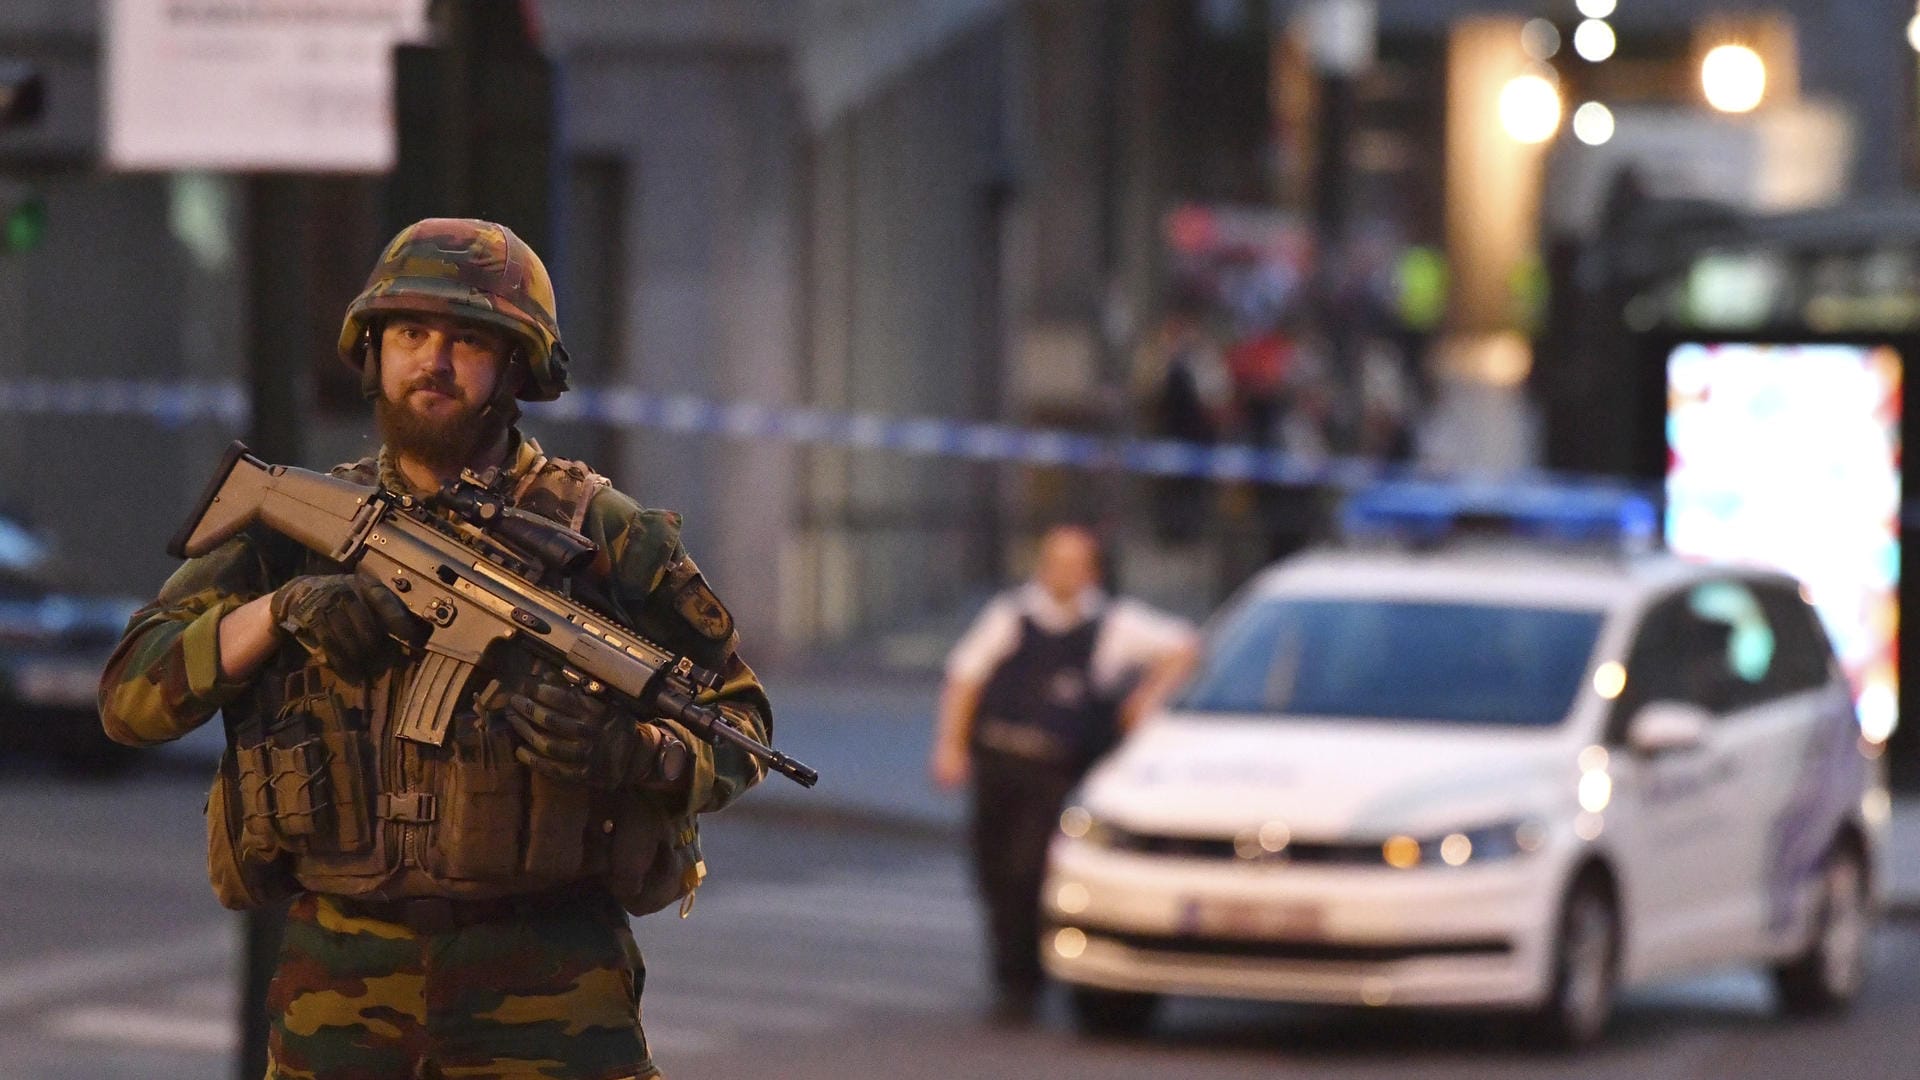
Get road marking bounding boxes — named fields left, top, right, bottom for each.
left=45, top=1005, right=234, bottom=1053
left=0, top=921, right=230, bottom=1014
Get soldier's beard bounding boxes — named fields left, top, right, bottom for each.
left=376, top=384, right=509, bottom=475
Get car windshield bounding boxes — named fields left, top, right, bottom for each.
left=1177, top=597, right=1606, bottom=727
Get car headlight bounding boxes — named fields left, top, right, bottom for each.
left=1058, top=805, right=1118, bottom=848
left=1389, top=818, right=1546, bottom=868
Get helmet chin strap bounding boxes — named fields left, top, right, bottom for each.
left=475, top=349, right=526, bottom=429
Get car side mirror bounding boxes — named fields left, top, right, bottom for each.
left=1626, top=701, right=1711, bottom=755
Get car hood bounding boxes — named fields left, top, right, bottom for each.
left=1081, top=711, right=1574, bottom=840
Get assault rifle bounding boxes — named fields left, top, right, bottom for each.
left=168, top=442, right=818, bottom=788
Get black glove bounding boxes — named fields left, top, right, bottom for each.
left=270, top=573, right=421, bottom=681
left=504, top=681, right=691, bottom=791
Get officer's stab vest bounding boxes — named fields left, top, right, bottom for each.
left=970, top=611, right=1119, bottom=775
left=204, top=452, right=702, bottom=917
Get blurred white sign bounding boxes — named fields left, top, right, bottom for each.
left=1298, top=0, right=1376, bottom=75
left=105, top=0, right=428, bottom=172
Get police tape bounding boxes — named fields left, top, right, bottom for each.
left=0, top=376, right=1351, bottom=482
left=0, top=378, right=249, bottom=430
left=0, top=376, right=1643, bottom=499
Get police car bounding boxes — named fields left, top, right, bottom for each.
left=1042, top=486, right=1885, bottom=1046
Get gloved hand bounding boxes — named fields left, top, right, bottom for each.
left=504, top=680, right=691, bottom=791
left=269, top=573, right=421, bottom=681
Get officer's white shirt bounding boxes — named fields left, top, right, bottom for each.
left=945, top=583, right=1197, bottom=696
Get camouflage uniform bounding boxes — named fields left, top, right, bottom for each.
left=99, top=220, right=770, bottom=1080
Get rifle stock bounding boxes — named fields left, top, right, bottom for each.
left=169, top=442, right=818, bottom=788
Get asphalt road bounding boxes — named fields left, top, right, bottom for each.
left=4, top=765, right=1920, bottom=1080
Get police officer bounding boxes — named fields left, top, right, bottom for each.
left=100, top=218, right=772, bottom=1079
left=930, top=525, right=1197, bottom=1024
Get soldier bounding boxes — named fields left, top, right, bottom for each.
left=99, top=218, right=771, bottom=1080
left=929, top=525, right=1197, bottom=1024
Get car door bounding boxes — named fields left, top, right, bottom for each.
left=1604, top=585, right=1751, bottom=978
left=1741, top=579, right=1865, bottom=956
left=1671, top=577, right=1816, bottom=960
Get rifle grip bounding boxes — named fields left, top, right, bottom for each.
left=393, top=651, right=477, bottom=747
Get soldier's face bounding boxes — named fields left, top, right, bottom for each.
left=379, top=314, right=514, bottom=415
left=376, top=313, right=517, bottom=465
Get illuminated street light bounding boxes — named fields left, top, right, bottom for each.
left=1573, top=18, right=1617, bottom=62
left=1498, top=72, right=1562, bottom=144
left=1572, top=102, right=1615, bottom=145
left=1702, top=43, right=1766, bottom=113
left=1576, top=0, right=1617, bottom=17
left=1907, top=11, right=1920, bottom=52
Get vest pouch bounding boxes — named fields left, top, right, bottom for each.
left=432, top=724, right=527, bottom=881
left=267, top=738, right=333, bottom=850
left=522, top=769, right=591, bottom=880
left=317, top=729, right=373, bottom=853
left=206, top=752, right=296, bottom=911
left=233, top=741, right=278, bottom=858
left=606, top=794, right=703, bottom=918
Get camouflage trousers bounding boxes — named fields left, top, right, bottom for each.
left=264, top=892, right=659, bottom=1080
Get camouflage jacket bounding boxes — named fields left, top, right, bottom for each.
left=99, top=434, right=771, bottom=902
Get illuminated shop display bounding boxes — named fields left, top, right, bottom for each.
left=1666, top=341, right=1903, bottom=741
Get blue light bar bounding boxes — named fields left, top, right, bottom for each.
left=1340, top=480, right=1658, bottom=548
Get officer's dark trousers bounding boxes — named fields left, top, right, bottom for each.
left=968, top=750, right=1081, bottom=1000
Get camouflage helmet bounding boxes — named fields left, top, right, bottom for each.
left=338, top=218, right=571, bottom=401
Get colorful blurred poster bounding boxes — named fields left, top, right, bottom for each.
left=1665, top=342, right=1902, bottom=741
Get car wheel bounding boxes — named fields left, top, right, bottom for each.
left=1068, top=986, right=1160, bottom=1038
left=1774, top=842, right=1870, bottom=1016
left=1527, top=876, right=1619, bottom=1049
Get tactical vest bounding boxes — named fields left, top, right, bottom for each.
left=970, top=612, right=1118, bottom=776
left=204, top=451, right=703, bottom=917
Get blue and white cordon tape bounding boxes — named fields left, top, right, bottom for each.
left=0, top=377, right=1658, bottom=526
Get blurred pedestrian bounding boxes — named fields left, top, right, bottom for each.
left=929, top=526, right=1198, bottom=1024
left=1140, top=290, right=1231, bottom=543
left=99, top=218, right=772, bottom=1080
left=1224, top=312, right=1296, bottom=448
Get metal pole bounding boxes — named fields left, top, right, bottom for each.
left=235, top=173, right=308, bottom=1079
left=1299, top=0, right=1374, bottom=453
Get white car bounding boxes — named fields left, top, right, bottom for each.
left=1043, top=544, right=1885, bottom=1046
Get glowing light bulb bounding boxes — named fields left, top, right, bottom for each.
left=1573, top=19, right=1617, bottom=62
left=1702, top=44, right=1766, bottom=113
left=1498, top=73, right=1562, bottom=144
left=1572, top=102, right=1616, bottom=146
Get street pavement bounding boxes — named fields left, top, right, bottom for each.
left=7, top=667, right=1918, bottom=1078
left=6, top=763, right=1920, bottom=1078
